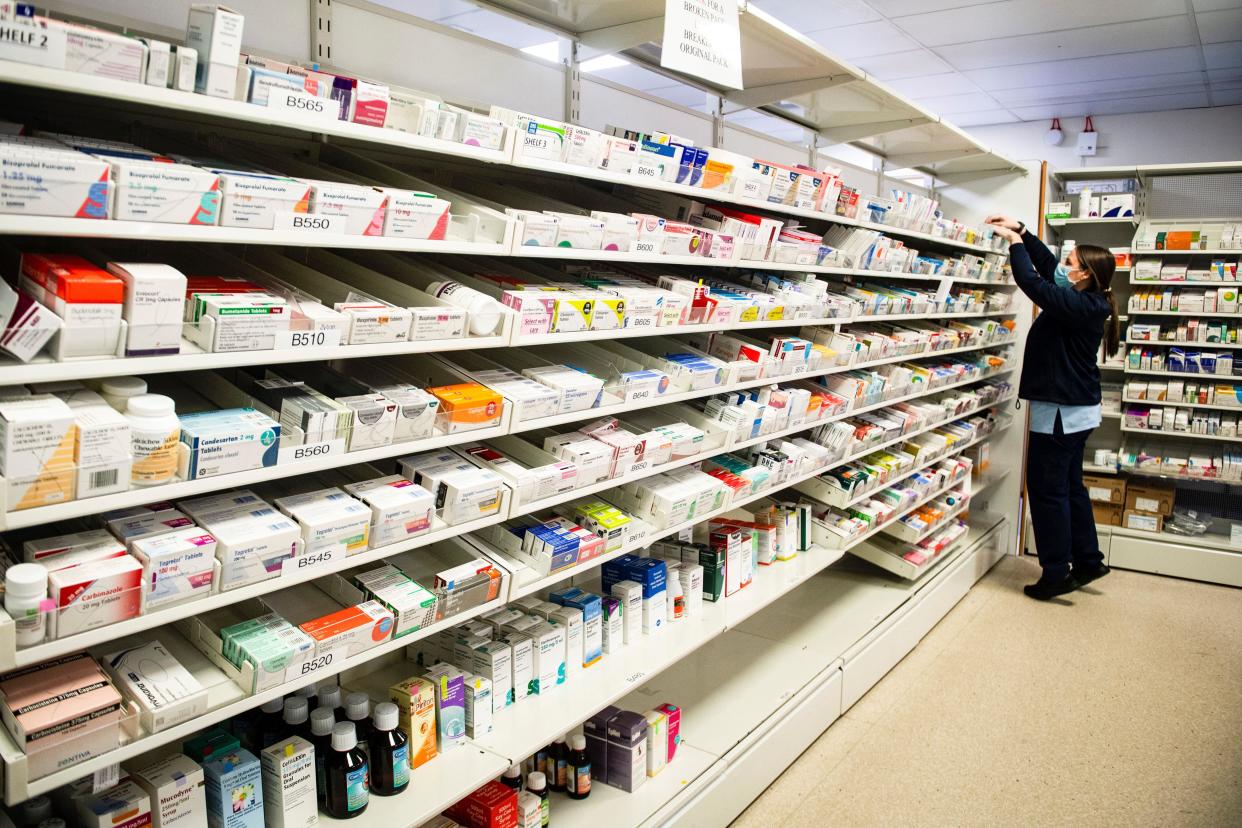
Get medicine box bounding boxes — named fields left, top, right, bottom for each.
left=129, top=752, right=207, bottom=828
left=344, top=475, right=435, bottom=547
left=107, top=263, right=188, bottom=356
left=354, top=565, right=438, bottom=636
left=102, top=639, right=208, bottom=733
left=389, top=676, right=438, bottom=769
left=275, top=488, right=371, bottom=555
left=424, top=665, right=466, bottom=751
left=261, top=736, right=317, bottom=828
left=203, top=748, right=264, bottom=828
left=605, top=710, right=648, bottom=793
left=48, top=554, right=144, bottom=636
left=299, top=600, right=394, bottom=658
left=78, top=779, right=153, bottom=828
left=131, top=527, right=217, bottom=610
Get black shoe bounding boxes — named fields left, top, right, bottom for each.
left=1023, top=573, right=1079, bottom=601
left=1074, top=564, right=1110, bottom=587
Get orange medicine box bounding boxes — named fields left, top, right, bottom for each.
left=19, top=253, right=124, bottom=357
left=389, top=676, right=438, bottom=770
left=298, top=600, right=395, bottom=659
left=427, top=383, right=503, bottom=433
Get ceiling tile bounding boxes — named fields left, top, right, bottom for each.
left=854, top=48, right=954, bottom=80
left=586, top=63, right=670, bottom=91
left=904, top=0, right=1186, bottom=48
left=885, top=72, right=983, bottom=97
left=867, top=0, right=1003, bottom=15
left=1011, top=90, right=1211, bottom=119
left=993, top=71, right=1210, bottom=103
left=934, top=16, right=1196, bottom=70
left=751, top=0, right=880, bottom=30
left=806, top=20, right=917, bottom=57
left=911, top=91, right=1004, bottom=114
left=950, top=109, right=1021, bottom=126
left=1209, top=87, right=1242, bottom=105
left=961, top=46, right=1203, bottom=88
left=1197, top=8, right=1242, bottom=44
left=1192, top=0, right=1240, bottom=10
left=1202, top=41, right=1242, bottom=69
left=1208, top=67, right=1242, bottom=84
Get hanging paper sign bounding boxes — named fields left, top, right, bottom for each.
left=661, top=0, right=743, bottom=90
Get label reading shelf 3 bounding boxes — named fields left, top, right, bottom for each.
left=266, top=89, right=340, bottom=125
left=277, top=437, right=347, bottom=465
left=274, top=212, right=346, bottom=235
left=274, top=328, right=344, bottom=350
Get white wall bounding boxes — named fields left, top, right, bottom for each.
left=965, top=106, right=1242, bottom=171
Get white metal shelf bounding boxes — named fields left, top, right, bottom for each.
left=1125, top=338, right=1242, bottom=350
left=1047, top=217, right=1139, bottom=227
left=1126, top=309, right=1242, bottom=318
left=1122, top=368, right=1235, bottom=379
left=1083, top=463, right=1119, bottom=474
left=0, top=338, right=1013, bottom=529
left=1131, top=279, right=1242, bottom=286
left=1122, top=396, right=1242, bottom=413
left=0, top=306, right=1014, bottom=387
left=1119, top=425, right=1242, bottom=443
left=1132, top=249, right=1242, bottom=256
left=0, top=61, right=1009, bottom=258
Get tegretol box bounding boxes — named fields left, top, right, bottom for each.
left=344, top=475, right=435, bottom=547
left=194, top=505, right=300, bottom=590
left=129, top=527, right=217, bottom=610
left=275, top=488, right=372, bottom=556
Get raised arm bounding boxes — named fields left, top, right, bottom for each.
left=1019, top=228, right=1059, bottom=283
left=1008, top=242, right=1100, bottom=320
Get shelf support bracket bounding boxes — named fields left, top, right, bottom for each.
left=563, top=39, right=581, bottom=125
left=311, top=0, right=332, bottom=64
left=711, top=95, right=725, bottom=147
left=721, top=73, right=858, bottom=111
left=885, top=147, right=985, bottom=167
left=819, top=116, right=933, bottom=144
left=576, top=16, right=664, bottom=58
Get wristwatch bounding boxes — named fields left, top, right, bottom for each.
left=1016, top=220, right=1026, bottom=235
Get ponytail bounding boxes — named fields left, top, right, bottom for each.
left=1102, top=290, right=1121, bottom=358
left=1074, top=244, right=1121, bottom=358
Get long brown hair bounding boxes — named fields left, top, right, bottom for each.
left=1075, top=243, right=1120, bottom=358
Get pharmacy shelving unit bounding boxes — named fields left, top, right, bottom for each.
left=1045, top=161, right=1242, bottom=588
left=0, top=1, right=1036, bottom=821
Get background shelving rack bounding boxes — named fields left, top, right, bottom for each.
left=1044, top=161, right=1242, bottom=588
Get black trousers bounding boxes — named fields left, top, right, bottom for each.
left=1026, top=417, right=1105, bottom=580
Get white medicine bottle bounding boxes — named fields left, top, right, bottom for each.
left=5, top=563, right=49, bottom=647
left=427, top=279, right=502, bottom=336
left=100, top=376, right=148, bottom=412
left=125, top=393, right=180, bottom=487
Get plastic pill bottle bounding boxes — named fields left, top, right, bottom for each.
left=126, top=393, right=180, bottom=486
left=428, top=280, right=502, bottom=336
left=100, top=376, right=148, bottom=412
left=5, top=563, right=49, bottom=647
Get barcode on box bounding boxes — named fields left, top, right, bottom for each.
left=90, top=469, right=119, bottom=489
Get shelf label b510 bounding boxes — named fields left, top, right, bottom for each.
left=274, top=328, right=344, bottom=350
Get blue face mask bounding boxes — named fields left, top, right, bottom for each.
left=1054, top=264, right=1073, bottom=288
